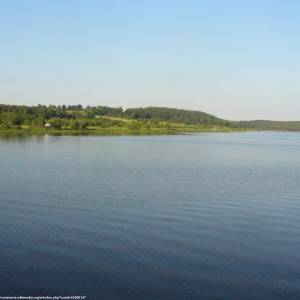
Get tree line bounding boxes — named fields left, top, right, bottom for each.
left=0, top=104, right=230, bottom=129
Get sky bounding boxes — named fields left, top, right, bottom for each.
left=0, top=0, right=299, bottom=120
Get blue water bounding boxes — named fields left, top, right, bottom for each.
left=0, top=132, right=299, bottom=299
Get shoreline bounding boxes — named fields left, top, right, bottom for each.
left=1, top=128, right=298, bottom=137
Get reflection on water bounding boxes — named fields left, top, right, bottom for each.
left=0, top=131, right=90, bottom=140
left=0, top=132, right=299, bottom=300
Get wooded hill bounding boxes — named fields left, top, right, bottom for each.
left=0, top=104, right=229, bottom=128
left=0, top=104, right=299, bottom=131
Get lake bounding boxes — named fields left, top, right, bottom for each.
left=0, top=132, right=299, bottom=299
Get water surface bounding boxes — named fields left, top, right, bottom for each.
left=0, top=132, right=299, bottom=299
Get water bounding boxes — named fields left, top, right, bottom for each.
left=0, top=132, right=299, bottom=300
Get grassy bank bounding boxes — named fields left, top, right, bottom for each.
left=0, top=124, right=239, bottom=136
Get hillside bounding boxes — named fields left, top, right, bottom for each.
left=0, top=104, right=229, bottom=131
left=0, top=104, right=300, bottom=133
left=123, top=107, right=229, bottom=126
left=232, top=120, right=300, bottom=131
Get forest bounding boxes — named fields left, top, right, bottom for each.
left=1, top=104, right=299, bottom=133
left=0, top=104, right=231, bottom=133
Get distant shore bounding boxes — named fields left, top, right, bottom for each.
left=2, top=104, right=300, bottom=133
left=0, top=126, right=242, bottom=136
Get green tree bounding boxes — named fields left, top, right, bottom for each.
left=69, top=120, right=80, bottom=130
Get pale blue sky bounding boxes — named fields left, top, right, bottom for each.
left=1, top=0, right=299, bottom=120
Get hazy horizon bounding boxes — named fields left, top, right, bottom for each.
left=1, top=0, right=300, bottom=121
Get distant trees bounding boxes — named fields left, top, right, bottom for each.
left=48, top=118, right=64, bottom=129
left=34, top=117, right=45, bottom=127
left=69, top=120, right=88, bottom=130
left=0, top=104, right=232, bottom=130
left=3, top=103, right=300, bottom=132
left=69, top=120, right=80, bottom=130
left=123, top=107, right=227, bottom=126
left=0, top=112, right=22, bottom=127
